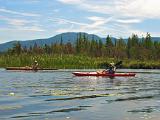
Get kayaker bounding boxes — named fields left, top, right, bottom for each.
left=32, top=60, right=39, bottom=70
left=98, top=62, right=116, bottom=74
left=108, top=62, right=116, bottom=74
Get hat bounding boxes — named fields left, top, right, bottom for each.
left=110, top=62, right=115, bottom=66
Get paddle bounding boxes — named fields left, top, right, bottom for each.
left=99, top=61, right=122, bottom=69
left=97, top=61, right=122, bottom=73
left=115, top=61, right=122, bottom=68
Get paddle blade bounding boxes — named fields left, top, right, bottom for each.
left=98, top=62, right=109, bottom=69
left=115, top=61, right=122, bottom=67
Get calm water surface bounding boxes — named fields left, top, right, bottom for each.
left=0, top=69, right=160, bottom=120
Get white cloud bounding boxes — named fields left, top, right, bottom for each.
left=87, top=16, right=112, bottom=28
left=53, top=16, right=111, bottom=31
left=1, top=0, right=159, bottom=43
left=53, top=16, right=148, bottom=38
left=56, top=0, right=160, bottom=37
left=57, top=0, right=82, bottom=4
left=26, top=0, right=40, bottom=3
left=113, top=0, right=160, bottom=19
left=116, top=19, right=142, bottom=24
left=18, top=26, right=45, bottom=32
left=0, top=26, right=45, bottom=32
left=57, top=0, right=160, bottom=19
left=53, top=9, right=60, bottom=12
left=0, top=15, right=44, bottom=32
left=51, top=18, right=88, bottom=26
left=0, top=15, right=35, bottom=26
left=0, top=8, right=40, bottom=17
left=54, top=17, right=121, bottom=37
left=54, top=16, right=112, bottom=30
left=8, top=19, right=30, bottom=26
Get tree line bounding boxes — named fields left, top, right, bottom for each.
left=6, top=33, right=160, bottom=60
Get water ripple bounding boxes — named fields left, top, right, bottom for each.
left=0, top=69, right=160, bottom=120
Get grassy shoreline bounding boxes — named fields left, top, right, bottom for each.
left=0, top=54, right=160, bottom=69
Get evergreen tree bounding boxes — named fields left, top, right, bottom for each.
left=105, top=35, right=114, bottom=57
left=115, top=38, right=126, bottom=59
left=144, top=32, right=153, bottom=49
left=12, top=41, right=22, bottom=55
left=44, top=44, right=51, bottom=54
left=75, top=35, right=80, bottom=54
left=127, top=37, right=131, bottom=59
left=106, top=35, right=113, bottom=47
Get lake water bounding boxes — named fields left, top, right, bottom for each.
left=0, top=69, right=160, bottom=120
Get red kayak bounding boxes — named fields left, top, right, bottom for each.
left=72, top=72, right=136, bottom=77
left=6, top=67, right=58, bottom=71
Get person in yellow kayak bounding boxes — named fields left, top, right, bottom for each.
left=32, top=60, right=39, bottom=70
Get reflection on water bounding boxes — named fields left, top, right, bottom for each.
left=0, top=69, right=160, bottom=120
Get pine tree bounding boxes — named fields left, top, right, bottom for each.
left=105, top=35, right=114, bottom=57
left=106, top=35, right=113, bottom=47
left=127, top=37, right=131, bottom=59
left=144, top=32, right=153, bottom=49
left=13, top=41, right=22, bottom=55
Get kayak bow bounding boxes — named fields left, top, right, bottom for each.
left=72, top=72, right=136, bottom=77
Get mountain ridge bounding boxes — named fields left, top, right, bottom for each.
left=0, top=32, right=159, bottom=52
left=0, top=32, right=109, bottom=52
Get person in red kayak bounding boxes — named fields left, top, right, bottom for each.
left=98, top=62, right=116, bottom=74
left=32, top=60, right=39, bottom=70
left=108, top=62, right=116, bottom=74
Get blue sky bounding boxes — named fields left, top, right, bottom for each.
left=0, top=0, right=160, bottom=43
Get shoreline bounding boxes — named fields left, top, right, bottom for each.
left=0, top=54, right=160, bottom=69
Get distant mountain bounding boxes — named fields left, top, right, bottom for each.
left=0, top=32, right=107, bottom=52
left=0, top=32, right=159, bottom=52
left=151, top=37, right=160, bottom=42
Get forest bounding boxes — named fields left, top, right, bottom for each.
left=0, top=33, right=160, bottom=69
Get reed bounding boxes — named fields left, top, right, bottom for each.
left=0, top=54, right=160, bottom=69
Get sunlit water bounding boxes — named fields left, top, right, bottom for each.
left=0, top=69, right=160, bottom=120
